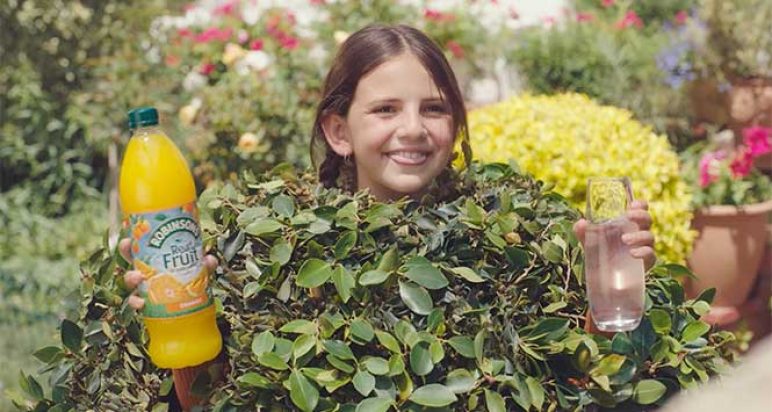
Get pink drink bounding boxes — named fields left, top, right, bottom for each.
left=585, top=216, right=645, bottom=331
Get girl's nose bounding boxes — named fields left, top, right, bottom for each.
left=400, top=108, right=425, bottom=140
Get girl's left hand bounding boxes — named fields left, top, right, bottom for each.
left=573, top=200, right=657, bottom=270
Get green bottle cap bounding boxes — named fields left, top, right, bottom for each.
left=127, top=107, right=159, bottom=129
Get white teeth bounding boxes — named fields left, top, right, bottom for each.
left=390, top=151, right=427, bottom=160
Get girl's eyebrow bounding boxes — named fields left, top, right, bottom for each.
left=366, top=96, right=446, bottom=106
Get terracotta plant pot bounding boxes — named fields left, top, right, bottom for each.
left=686, top=200, right=772, bottom=307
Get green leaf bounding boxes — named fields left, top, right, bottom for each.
left=376, top=330, right=402, bottom=353
left=289, top=370, right=319, bottom=412
left=632, top=379, right=667, bottom=405
left=334, top=231, right=358, bottom=260
left=573, top=341, right=592, bottom=372
left=448, top=266, right=486, bottom=283
left=252, top=331, right=275, bottom=356
left=61, top=319, right=82, bottom=353
left=270, top=239, right=293, bottom=266
left=238, top=372, right=272, bottom=388
left=474, top=330, right=486, bottom=363
left=611, top=333, right=634, bottom=355
left=445, top=369, right=476, bottom=394
left=526, top=377, right=545, bottom=410
left=293, top=335, right=316, bottom=360
left=542, top=241, right=563, bottom=263
left=388, top=353, right=406, bottom=376
left=323, top=340, right=356, bottom=361
left=695, top=287, right=716, bottom=304
left=410, top=342, right=434, bottom=376
left=33, top=346, right=62, bottom=363
left=403, top=256, right=448, bottom=290
left=542, top=301, right=567, bottom=313
left=272, top=195, right=295, bottom=218
left=296, top=258, right=333, bottom=288
left=484, top=389, right=506, bottom=412
left=399, top=281, right=433, bottom=315
left=464, top=198, right=485, bottom=226
left=245, top=218, right=283, bottom=236
left=377, top=246, right=399, bottom=272
left=326, top=354, right=355, bottom=374
left=355, top=397, right=393, bottom=412
left=649, top=309, right=672, bottom=335
left=590, top=354, right=626, bottom=376
left=448, top=336, right=476, bottom=359
left=351, top=319, right=375, bottom=343
left=681, top=320, right=711, bottom=342
left=280, top=320, right=317, bottom=335
left=363, top=357, right=390, bottom=375
left=258, top=352, right=290, bottom=370
left=504, top=246, right=530, bottom=270
left=409, top=384, right=457, bottom=407
left=359, top=269, right=391, bottom=286
left=332, top=266, right=355, bottom=303
left=353, top=370, right=376, bottom=396
left=429, top=340, right=445, bottom=363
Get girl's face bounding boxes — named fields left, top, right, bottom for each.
left=323, top=53, right=455, bottom=201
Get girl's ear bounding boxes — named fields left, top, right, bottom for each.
left=321, top=114, right=353, bottom=157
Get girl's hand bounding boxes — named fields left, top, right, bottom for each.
left=119, top=238, right=218, bottom=310
left=572, top=200, right=656, bottom=270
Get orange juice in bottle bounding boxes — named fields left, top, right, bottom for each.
left=120, top=107, right=221, bottom=368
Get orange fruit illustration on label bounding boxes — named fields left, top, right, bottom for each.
left=147, top=274, right=186, bottom=305
left=131, top=240, right=140, bottom=254
left=133, top=258, right=157, bottom=279
left=185, top=269, right=208, bottom=297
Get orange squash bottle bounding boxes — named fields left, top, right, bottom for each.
left=119, top=107, right=221, bottom=368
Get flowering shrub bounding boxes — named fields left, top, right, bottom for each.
left=465, top=93, right=696, bottom=264
left=682, top=126, right=772, bottom=207
left=150, top=0, right=515, bottom=184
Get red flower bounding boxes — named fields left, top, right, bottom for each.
left=602, top=0, right=615, bottom=7
left=280, top=35, right=299, bottom=50
left=576, top=12, right=595, bottom=22
left=730, top=148, right=754, bottom=178
left=199, top=62, right=216, bottom=76
left=249, top=39, right=264, bottom=51
left=446, top=40, right=465, bottom=59
left=177, top=28, right=192, bottom=38
left=193, top=27, right=232, bottom=43
left=615, top=11, right=643, bottom=29
left=674, top=10, right=688, bottom=25
left=424, top=9, right=455, bottom=22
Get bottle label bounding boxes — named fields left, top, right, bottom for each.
left=128, top=202, right=211, bottom=318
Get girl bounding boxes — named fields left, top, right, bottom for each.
left=119, top=23, right=655, bottom=408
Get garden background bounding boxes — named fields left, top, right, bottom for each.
left=1, top=0, right=770, bottom=410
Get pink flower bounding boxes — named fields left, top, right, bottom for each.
left=249, top=39, right=264, bottom=51
left=542, top=16, right=557, bottom=27
left=742, top=126, right=772, bottom=157
left=424, top=9, right=455, bottom=22
left=446, top=40, right=465, bottom=59
left=194, top=27, right=232, bottom=43
left=674, top=10, right=688, bottom=25
left=213, top=1, right=238, bottom=17
left=699, top=150, right=727, bottom=187
left=615, top=10, right=644, bottom=29
left=730, top=148, right=754, bottom=178
left=602, top=0, right=615, bottom=7
left=279, top=34, right=299, bottom=50
left=199, top=62, right=216, bottom=76
left=576, top=12, right=595, bottom=22
left=178, top=28, right=192, bottom=38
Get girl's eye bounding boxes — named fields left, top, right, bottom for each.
left=424, top=104, right=448, bottom=114
left=373, top=105, right=397, bottom=114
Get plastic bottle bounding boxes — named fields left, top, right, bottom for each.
left=119, top=107, right=221, bottom=368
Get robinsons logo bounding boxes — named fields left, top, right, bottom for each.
left=148, top=217, right=200, bottom=248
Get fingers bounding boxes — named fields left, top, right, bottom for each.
left=573, top=219, right=587, bottom=245
left=631, top=246, right=656, bottom=271
left=621, top=231, right=655, bottom=248
left=119, top=238, right=132, bottom=262
left=626, top=209, right=652, bottom=231
left=124, top=270, right=144, bottom=289
left=204, top=255, right=218, bottom=272
left=127, top=295, right=145, bottom=310
left=630, top=200, right=648, bottom=211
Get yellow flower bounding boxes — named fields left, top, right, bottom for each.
left=334, top=31, right=349, bottom=45
left=238, top=132, right=260, bottom=153
left=178, top=98, right=201, bottom=126
left=222, top=43, right=247, bottom=66
left=467, top=93, right=695, bottom=263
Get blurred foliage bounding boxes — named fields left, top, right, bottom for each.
left=14, top=164, right=735, bottom=411
left=465, top=94, right=696, bottom=264
left=0, top=0, right=185, bottom=216
left=509, top=5, right=693, bottom=145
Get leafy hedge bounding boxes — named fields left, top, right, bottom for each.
left=15, top=164, right=734, bottom=411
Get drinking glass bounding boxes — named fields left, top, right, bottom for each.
left=584, top=177, right=645, bottom=332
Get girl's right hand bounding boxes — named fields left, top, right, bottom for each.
left=118, top=238, right=218, bottom=310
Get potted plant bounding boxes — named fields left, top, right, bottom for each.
left=681, top=126, right=772, bottom=315
left=693, top=0, right=772, bottom=134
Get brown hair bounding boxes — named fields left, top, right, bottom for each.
left=310, top=24, right=472, bottom=192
